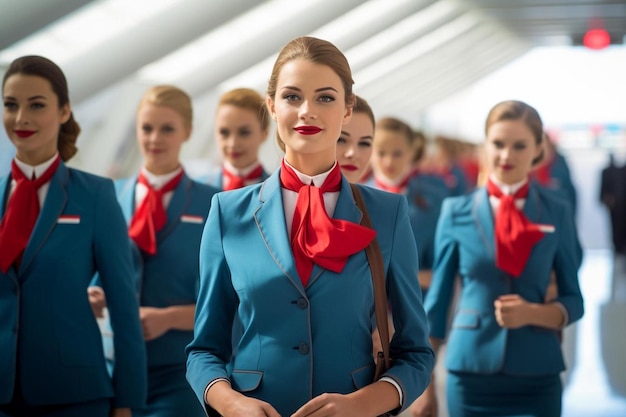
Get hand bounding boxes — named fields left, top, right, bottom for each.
left=139, top=307, right=170, bottom=341
left=88, top=286, right=107, bottom=318
left=494, top=294, right=530, bottom=329
left=408, top=383, right=438, bottom=417
left=220, top=395, right=281, bottom=417
left=291, top=393, right=365, bottom=417
left=110, top=408, right=131, bottom=417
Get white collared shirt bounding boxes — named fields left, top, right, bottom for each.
left=134, top=166, right=183, bottom=210
left=488, top=174, right=528, bottom=212
left=281, top=160, right=340, bottom=237
left=9, top=153, right=59, bottom=207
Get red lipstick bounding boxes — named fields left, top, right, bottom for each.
left=294, top=126, right=322, bottom=135
left=341, top=164, right=358, bottom=172
left=501, top=164, right=513, bottom=170
left=14, top=130, right=36, bottom=138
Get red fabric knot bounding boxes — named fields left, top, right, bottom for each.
left=129, top=170, right=184, bottom=255
left=0, top=156, right=61, bottom=273
left=486, top=178, right=545, bottom=277
left=374, top=173, right=411, bottom=194
left=280, top=160, right=376, bottom=287
left=223, top=163, right=263, bottom=191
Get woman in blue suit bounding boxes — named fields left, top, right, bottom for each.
left=411, top=100, right=584, bottom=417
left=368, top=117, right=450, bottom=296
left=90, top=85, right=218, bottom=417
left=202, top=88, right=271, bottom=191
left=0, top=56, right=146, bottom=416
left=186, top=36, right=434, bottom=417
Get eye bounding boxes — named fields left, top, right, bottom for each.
left=492, top=140, right=504, bottom=149
left=30, top=102, right=45, bottom=110
left=161, top=125, right=174, bottom=133
left=318, top=95, right=335, bottom=103
left=141, top=125, right=153, bottom=134
left=283, top=93, right=300, bottom=102
left=513, top=143, right=527, bottom=151
left=238, top=129, right=251, bottom=137
left=3, top=101, right=17, bottom=110
left=337, top=137, right=347, bottom=144
left=358, top=140, right=372, bottom=148
left=218, top=128, right=230, bottom=138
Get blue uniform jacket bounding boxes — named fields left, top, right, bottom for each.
left=201, top=166, right=270, bottom=191
left=115, top=172, right=218, bottom=368
left=425, top=183, right=584, bottom=376
left=0, top=161, right=147, bottom=407
left=186, top=169, right=434, bottom=416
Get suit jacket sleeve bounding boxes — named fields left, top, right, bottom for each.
left=94, top=179, right=147, bottom=408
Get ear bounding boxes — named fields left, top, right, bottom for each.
left=343, top=102, right=353, bottom=126
left=266, top=96, right=276, bottom=121
left=59, top=103, right=71, bottom=124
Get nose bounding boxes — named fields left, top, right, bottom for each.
left=299, top=100, right=317, bottom=121
left=344, top=145, right=355, bottom=158
left=15, top=107, right=29, bottom=125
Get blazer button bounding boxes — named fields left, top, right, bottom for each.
left=298, top=342, right=310, bottom=355
left=296, top=297, right=309, bottom=309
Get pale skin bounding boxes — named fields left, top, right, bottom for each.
left=3, top=74, right=131, bottom=417
left=205, top=59, right=400, bottom=417
left=409, top=119, right=566, bottom=417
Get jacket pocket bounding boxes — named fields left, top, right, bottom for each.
left=351, top=363, right=375, bottom=389
left=452, top=310, right=480, bottom=329
left=231, top=370, right=263, bottom=392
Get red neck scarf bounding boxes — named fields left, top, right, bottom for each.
left=223, top=163, right=263, bottom=191
left=0, top=156, right=61, bottom=273
left=374, top=173, right=411, bottom=194
left=129, top=170, right=184, bottom=255
left=531, top=156, right=554, bottom=186
left=486, top=178, right=544, bottom=277
left=280, top=160, right=376, bottom=286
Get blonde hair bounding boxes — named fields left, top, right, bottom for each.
left=138, top=85, right=193, bottom=130
left=217, top=88, right=269, bottom=132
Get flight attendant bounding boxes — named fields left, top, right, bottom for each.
left=186, top=36, right=434, bottom=417
left=410, top=100, right=584, bottom=417
left=368, top=117, right=449, bottom=295
left=90, top=85, right=218, bottom=417
left=204, top=88, right=271, bottom=190
left=0, top=55, right=146, bottom=416
left=336, top=94, right=374, bottom=184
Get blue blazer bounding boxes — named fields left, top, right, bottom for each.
left=533, top=151, right=578, bottom=216
left=0, top=161, right=146, bottom=408
left=115, top=173, right=218, bottom=368
left=367, top=173, right=450, bottom=272
left=201, top=166, right=270, bottom=191
left=186, top=169, right=434, bottom=416
left=424, top=183, right=584, bottom=376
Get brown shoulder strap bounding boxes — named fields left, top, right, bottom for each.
left=350, top=183, right=391, bottom=371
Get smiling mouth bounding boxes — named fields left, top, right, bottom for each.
left=14, top=130, right=36, bottom=138
left=294, top=126, right=322, bottom=135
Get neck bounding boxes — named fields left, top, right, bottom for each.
left=285, top=151, right=335, bottom=177
left=16, top=148, right=58, bottom=167
left=144, top=162, right=181, bottom=176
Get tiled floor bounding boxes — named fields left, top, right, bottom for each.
left=402, top=249, right=626, bottom=417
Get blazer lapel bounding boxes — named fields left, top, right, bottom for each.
left=117, top=176, right=136, bottom=225
left=523, top=182, right=543, bottom=223
left=254, top=170, right=305, bottom=294
left=472, top=188, right=495, bottom=257
left=19, top=161, right=69, bottom=275
left=0, top=175, right=10, bottom=218
left=307, top=177, right=362, bottom=287
left=158, top=173, right=191, bottom=241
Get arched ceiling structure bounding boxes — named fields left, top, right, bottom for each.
left=1, top=0, right=624, bottom=176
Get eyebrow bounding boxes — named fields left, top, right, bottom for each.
left=282, top=86, right=339, bottom=93
left=2, top=95, right=48, bottom=101
left=340, top=130, right=351, bottom=137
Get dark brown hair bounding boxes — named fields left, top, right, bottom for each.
left=3, top=55, right=80, bottom=161
left=376, top=117, right=424, bottom=161
left=485, top=100, right=544, bottom=165
left=353, top=95, right=375, bottom=130
left=267, top=36, right=355, bottom=151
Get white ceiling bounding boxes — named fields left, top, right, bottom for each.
left=1, top=0, right=624, bottom=176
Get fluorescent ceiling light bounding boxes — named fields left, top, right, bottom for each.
left=0, top=0, right=177, bottom=65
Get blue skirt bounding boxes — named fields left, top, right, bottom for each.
left=447, top=371, right=562, bottom=417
